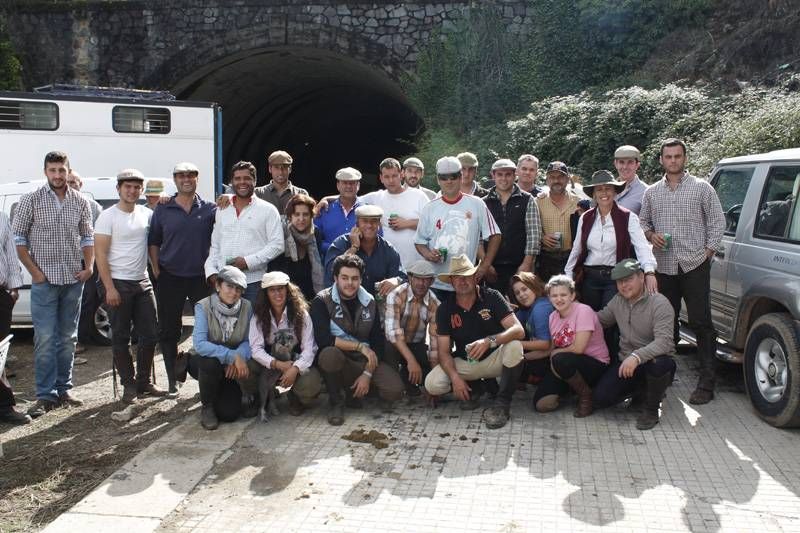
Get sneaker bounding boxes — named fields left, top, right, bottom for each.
left=484, top=405, right=510, bottom=429
left=137, top=383, right=168, bottom=398
left=58, top=391, right=84, bottom=407
left=201, top=406, right=218, bottom=430
left=0, top=408, right=32, bottom=425
left=27, top=399, right=57, bottom=418
left=121, top=385, right=138, bottom=405
left=166, top=384, right=179, bottom=399
left=327, top=404, right=344, bottom=426
left=73, top=356, right=88, bottom=365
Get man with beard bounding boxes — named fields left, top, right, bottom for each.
left=536, top=161, right=581, bottom=282
left=204, top=161, right=284, bottom=304
left=402, top=157, right=436, bottom=200
left=13, top=151, right=94, bottom=417
left=149, top=162, right=217, bottom=397
left=254, top=151, right=308, bottom=214
left=613, top=145, right=648, bottom=215
left=457, top=152, right=488, bottom=198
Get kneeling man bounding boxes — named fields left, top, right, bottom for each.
left=593, top=258, right=677, bottom=429
left=424, top=255, right=525, bottom=429
left=311, top=254, right=403, bottom=426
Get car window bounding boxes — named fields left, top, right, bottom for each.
left=712, top=166, right=755, bottom=234
left=755, top=166, right=800, bottom=242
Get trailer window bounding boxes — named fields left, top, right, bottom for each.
left=0, top=101, right=59, bottom=130
left=113, top=106, right=170, bottom=134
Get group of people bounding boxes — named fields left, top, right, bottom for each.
left=0, top=137, right=726, bottom=433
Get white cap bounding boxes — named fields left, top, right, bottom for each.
left=335, top=167, right=362, bottom=181
left=436, top=156, right=461, bottom=175
left=173, top=162, right=199, bottom=174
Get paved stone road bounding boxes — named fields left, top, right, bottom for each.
left=45, top=355, right=800, bottom=532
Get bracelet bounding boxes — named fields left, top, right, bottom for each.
left=362, top=370, right=373, bottom=378
left=631, top=353, right=642, bottom=364
left=356, top=342, right=364, bottom=352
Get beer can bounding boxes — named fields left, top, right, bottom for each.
left=553, top=232, right=563, bottom=249
left=663, top=233, right=672, bottom=250
left=374, top=282, right=383, bottom=302
left=438, top=247, right=448, bottom=261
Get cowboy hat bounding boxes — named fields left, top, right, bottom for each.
left=437, top=254, right=480, bottom=284
left=583, top=170, right=626, bottom=196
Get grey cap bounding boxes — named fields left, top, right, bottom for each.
left=173, top=162, right=199, bottom=175
left=217, top=265, right=248, bottom=290
left=406, top=260, right=435, bottom=278
left=457, top=152, right=479, bottom=168
left=403, top=157, right=424, bottom=170
left=611, top=258, right=642, bottom=281
left=491, top=158, right=517, bottom=171
left=614, top=145, right=641, bottom=160
left=335, top=167, right=362, bottom=181
left=116, top=168, right=145, bottom=182
left=355, top=204, right=384, bottom=218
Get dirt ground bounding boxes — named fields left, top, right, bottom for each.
left=0, top=327, right=200, bottom=533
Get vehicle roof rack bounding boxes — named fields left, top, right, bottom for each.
left=33, top=84, right=176, bottom=101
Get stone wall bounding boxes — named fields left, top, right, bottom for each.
left=2, top=1, right=534, bottom=89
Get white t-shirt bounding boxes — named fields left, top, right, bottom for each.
left=414, top=193, right=500, bottom=291
left=362, top=187, right=429, bottom=269
left=94, top=204, right=152, bottom=280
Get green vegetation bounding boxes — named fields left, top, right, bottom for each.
left=404, top=1, right=800, bottom=183
left=0, top=15, right=22, bottom=90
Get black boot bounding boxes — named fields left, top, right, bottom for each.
left=636, top=372, right=673, bottom=430
left=321, top=370, right=345, bottom=426
left=484, top=363, right=523, bottom=429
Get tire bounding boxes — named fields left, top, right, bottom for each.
left=78, top=283, right=112, bottom=346
left=743, top=312, right=800, bottom=428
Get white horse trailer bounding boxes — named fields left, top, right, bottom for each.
left=0, top=86, right=223, bottom=200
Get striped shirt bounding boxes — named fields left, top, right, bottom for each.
left=12, top=185, right=94, bottom=285
left=0, top=212, right=23, bottom=289
left=639, top=172, right=725, bottom=275
left=384, top=282, right=440, bottom=361
left=536, top=191, right=581, bottom=251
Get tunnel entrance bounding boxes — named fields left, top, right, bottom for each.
left=171, top=47, right=423, bottom=198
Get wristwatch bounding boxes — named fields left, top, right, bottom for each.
left=488, top=336, right=498, bottom=349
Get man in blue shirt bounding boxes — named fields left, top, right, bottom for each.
left=314, top=167, right=363, bottom=257
left=324, top=205, right=405, bottom=298
left=148, top=162, right=217, bottom=397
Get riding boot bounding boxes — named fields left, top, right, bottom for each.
left=565, top=372, right=594, bottom=418
left=636, top=372, right=673, bottom=430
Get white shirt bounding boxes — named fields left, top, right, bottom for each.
left=414, top=193, right=500, bottom=292
left=204, top=196, right=284, bottom=284
left=362, top=187, right=429, bottom=268
left=249, top=309, right=317, bottom=373
left=94, top=204, right=151, bottom=280
left=565, top=209, right=656, bottom=278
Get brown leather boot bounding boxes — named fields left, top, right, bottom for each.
left=565, top=373, right=593, bottom=418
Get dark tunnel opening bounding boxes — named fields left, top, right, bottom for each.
left=172, top=47, right=423, bottom=199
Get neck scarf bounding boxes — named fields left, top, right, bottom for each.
left=209, top=292, right=242, bottom=343
left=285, top=221, right=325, bottom=293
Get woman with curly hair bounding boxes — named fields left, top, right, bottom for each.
left=508, top=272, right=554, bottom=387
left=248, top=271, right=321, bottom=420
left=267, top=194, right=325, bottom=301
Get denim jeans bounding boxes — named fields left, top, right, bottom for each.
left=243, top=282, right=260, bottom=306
left=30, top=281, right=83, bottom=402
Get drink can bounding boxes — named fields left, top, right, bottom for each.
left=374, top=282, right=383, bottom=301
left=663, top=233, right=672, bottom=250
left=465, top=342, right=478, bottom=363
left=225, top=256, right=235, bottom=265
left=438, top=247, right=448, bottom=261
left=553, top=232, right=563, bottom=249
left=390, top=213, right=398, bottom=218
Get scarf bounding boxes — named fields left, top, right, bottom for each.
left=209, top=292, right=242, bottom=343
left=285, top=222, right=325, bottom=293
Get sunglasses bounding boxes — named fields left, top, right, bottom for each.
left=438, top=173, right=461, bottom=181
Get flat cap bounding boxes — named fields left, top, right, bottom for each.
left=614, top=145, right=641, bottom=160
left=406, top=260, right=435, bottom=278
left=457, top=152, right=479, bottom=168
left=611, top=258, right=643, bottom=281
left=491, top=158, right=517, bottom=171
left=268, top=150, right=293, bottom=165
left=217, top=265, right=248, bottom=291
left=260, top=271, right=290, bottom=288
left=403, top=157, right=424, bottom=170
left=335, top=167, right=362, bottom=181
left=545, top=161, right=569, bottom=176
left=173, top=162, right=199, bottom=175
left=355, top=204, right=384, bottom=218
left=117, top=168, right=145, bottom=182
left=436, top=156, right=461, bottom=175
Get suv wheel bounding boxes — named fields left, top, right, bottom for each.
left=743, top=313, right=800, bottom=428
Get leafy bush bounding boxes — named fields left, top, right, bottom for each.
left=0, top=15, right=21, bottom=90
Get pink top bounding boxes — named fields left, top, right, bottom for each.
left=549, top=302, right=610, bottom=364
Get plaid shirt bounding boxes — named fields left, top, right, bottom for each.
left=384, top=282, right=440, bottom=361
left=639, top=172, right=725, bottom=275
left=12, top=185, right=94, bottom=285
left=0, top=212, right=23, bottom=289
left=536, top=191, right=581, bottom=251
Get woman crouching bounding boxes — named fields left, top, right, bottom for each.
left=249, top=271, right=322, bottom=421
left=536, top=275, right=610, bottom=417
left=190, top=266, right=258, bottom=430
